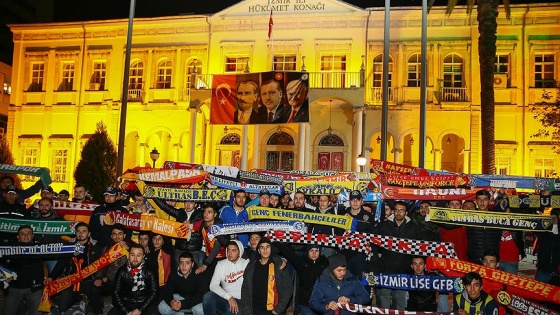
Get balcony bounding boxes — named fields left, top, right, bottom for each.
left=367, top=87, right=399, bottom=104
left=440, top=87, right=468, bottom=102
left=126, top=89, right=144, bottom=102
left=308, top=72, right=363, bottom=89
left=529, top=87, right=558, bottom=104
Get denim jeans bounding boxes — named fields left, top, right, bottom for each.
left=159, top=294, right=204, bottom=315
left=203, top=291, right=242, bottom=315
left=499, top=262, right=519, bottom=274
left=437, top=293, right=450, bottom=312
left=378, top=288, right=406, bottom=310
left=4, top=287, right=42, bottom=315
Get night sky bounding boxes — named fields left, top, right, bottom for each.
left=52, top=0, right=550, bottom=22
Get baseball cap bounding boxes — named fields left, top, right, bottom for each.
left=58, top=189, right=70, bottom=196
left=104, top=186, right=118, bottom=195
left=259, top=188, right=271, bottom=197
left=6, top=185, right=18, bottom=194
left=42, top=185, right=54, bottom=193
left=349, top=190, right=362, bottom=200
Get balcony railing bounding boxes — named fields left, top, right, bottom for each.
left=127, top=89, right=143, bottom=102
left=369, top=87, right=399, bottom=103
left=308, top=72, right=363, bottom=89
left=441, top=87, right=468, bottom=102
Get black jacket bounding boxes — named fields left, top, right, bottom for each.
left=4, top=242, right=44, bottom=292
left=90, top=202, right=130, bottom=248
left=161, top=267, right=208, bottom=310
left=466, top=224, right=502, bottom=263
left=406, top=272, right=437, bottom=312
left=33, top=210, right=64, bottom=243
left=153, top=198, right=203, bottom=251
left=49, top=239, right=103, bottom=281
left=374, top=217, right=422, bottom=274
left=112, top=262, right=159, bottom=313
left=275, top=242, right=329, bottom=306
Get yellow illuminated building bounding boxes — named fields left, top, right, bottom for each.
left=6, top=0, right=560, bottom=192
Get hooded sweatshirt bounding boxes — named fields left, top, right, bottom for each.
left=209, top=239, right=249, bottom=300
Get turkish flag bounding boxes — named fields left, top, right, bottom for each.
left=210, top=74, right=237, bottom=124
left=268, top=9, right=273, bottom=39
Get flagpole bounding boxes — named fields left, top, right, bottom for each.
left=269, top=4, right=274, bottom=71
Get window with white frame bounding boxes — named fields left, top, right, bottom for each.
left=156, top=60, right=172, bottom=89
left=534, top=54, right=555, bottom=88
left=52, top=149, right=69, bottom=183
left=59, top=62, right=75, bottom=91
left=320, top=54, right=346, bottom=71
left=273, top=54, right=297, bottom=71
left=372, top=54, right=393, bottom=88
left=91, top=61, right=106, bottom=90
left=29, top=63, right=45, bottom=92
left=443, top=54, right=464, bottom=88
left=3, top=75, right=11, bottom=95
left=534, top=157, right=556, bottom=178
left=129, top=61, right=144, bottom=90
left=21, top=147, right=39, bottom=181
left=407, top=53, right=424, bottom=87
left=496, top=156, right=511, bottom=175
left=225, top=56, right=249, bottom=73
left=495, top=54, right=510, bottom=74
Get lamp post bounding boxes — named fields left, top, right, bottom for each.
left=150, top=148, right=160, bottom=168
left=356, top=153, right=367, bottom=173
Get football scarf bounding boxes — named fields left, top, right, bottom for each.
left=0, top=163, right=52, bottom=185
left=38, top=243, right=128, bottom=312
left=0, top=217, right=78, bottom=235
left=427, top=207, right=554, bottom=232
left=508, top=194, right=560, bottom=209
left=128, top=260, right=146, bottom=292
left=138, top=168, right=208, bottom=183
left=427, top=257, right=560, bottom=304
left=493, top=291, right=559, bottom=315
left=103, top=211, right=190, bottom=239
left=379, top=173, right=471, bottom=188
left=361, top=273, right=462, bottom=293
left=207, top=221, right=307, bottom=240
left=266, top=230, right=458, bottom=260
left=0, top=242, right=84, bottom=257
left=137, top=180, right=231, bottom=202
left=209, top=174, right=283, bottom=194
left=0, top=266, right=16, bottom=282
left=471, top=174, right=558, bottom=190
left=282, top=179, right=368, bottom=195
left=337, top=303, right=451, bottom=314
left=248, top=206, right=357, bottom=231
left=380, top=185, right=486, bottom=201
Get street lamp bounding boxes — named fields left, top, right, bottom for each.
left=356, top=153, right=367, bottom=172
left=150, top=148, right=160, bottom=168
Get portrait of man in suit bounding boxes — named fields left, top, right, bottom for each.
left=234, top=79, right=259, bottom=124
left=258, top=79, right=288, bottom=124
left=284, top=78, right=309, bottom=123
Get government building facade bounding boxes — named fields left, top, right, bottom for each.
left=6, top=0, right=560, bottom=192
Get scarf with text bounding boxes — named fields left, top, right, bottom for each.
left=266, top=230, right=458, bottom=260
left=0, top=163, right=52, bottom=185
left=103, top=211, right=190, bottom=239
left=381, top=185, right=486, bottom=201
left=207, top=221, right=307, bottom=240
left=0, top=242, right=84, bottom=258
left=0, top=217, right=78, bottom=235
left=471, top=174, right=557, bottom=190
left=138, top=168, right=208, bottom=184
left=427, top=257, right=560, bottom=305
left=337, top=303, right=451, bottom=314
left=427, top=207, right=554, bottom=232
left=282, top=179, right=368, bottom=195
left=378, top=173, right=471, bottom=188
left=137, top=180, right=231, bottom=202
left=361, top=273, right=462, bottom=293
left=508, top=194, right=560, bottom=210
left=493, top=291, right=559, bottom=315
left=209, top=173, right=283, bottom=194
left=38, top=243, right=128, bottom=312
left=248, top=206, right=356, bottom=231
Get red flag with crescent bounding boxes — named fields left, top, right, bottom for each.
left=210, top=74, right=237, bottom=124
left=268, top=9, right=273, bottom=39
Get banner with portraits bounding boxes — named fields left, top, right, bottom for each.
left=210, top=71, right=310, bottom=125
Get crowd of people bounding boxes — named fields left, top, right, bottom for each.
left=1, top=173, right=560, bottom=315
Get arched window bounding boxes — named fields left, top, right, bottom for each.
left=407, top=54, right=426, bottom=87
left=317, top=134, right=345, bottom=171
left=156, top=60, right=172, bottom=89
left=372, top=54, right=393, bottom=87
left=266, top=131, right=294, bottom=171
left=220, top=133, right=240, bottom=145
left=443, top=54, right=463, bottom=88
left=129, top=61, right=144, bottom=90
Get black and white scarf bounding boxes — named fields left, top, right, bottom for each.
left=127, top=260, right=145, bottom=292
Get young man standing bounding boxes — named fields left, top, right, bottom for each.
left=241, top=237, right=293, bottom=315
left=109, top=243, right=159, bottom=315
left=406, top=256, right=437, bottom=312
left=220, top=189, right=250, bottom=246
